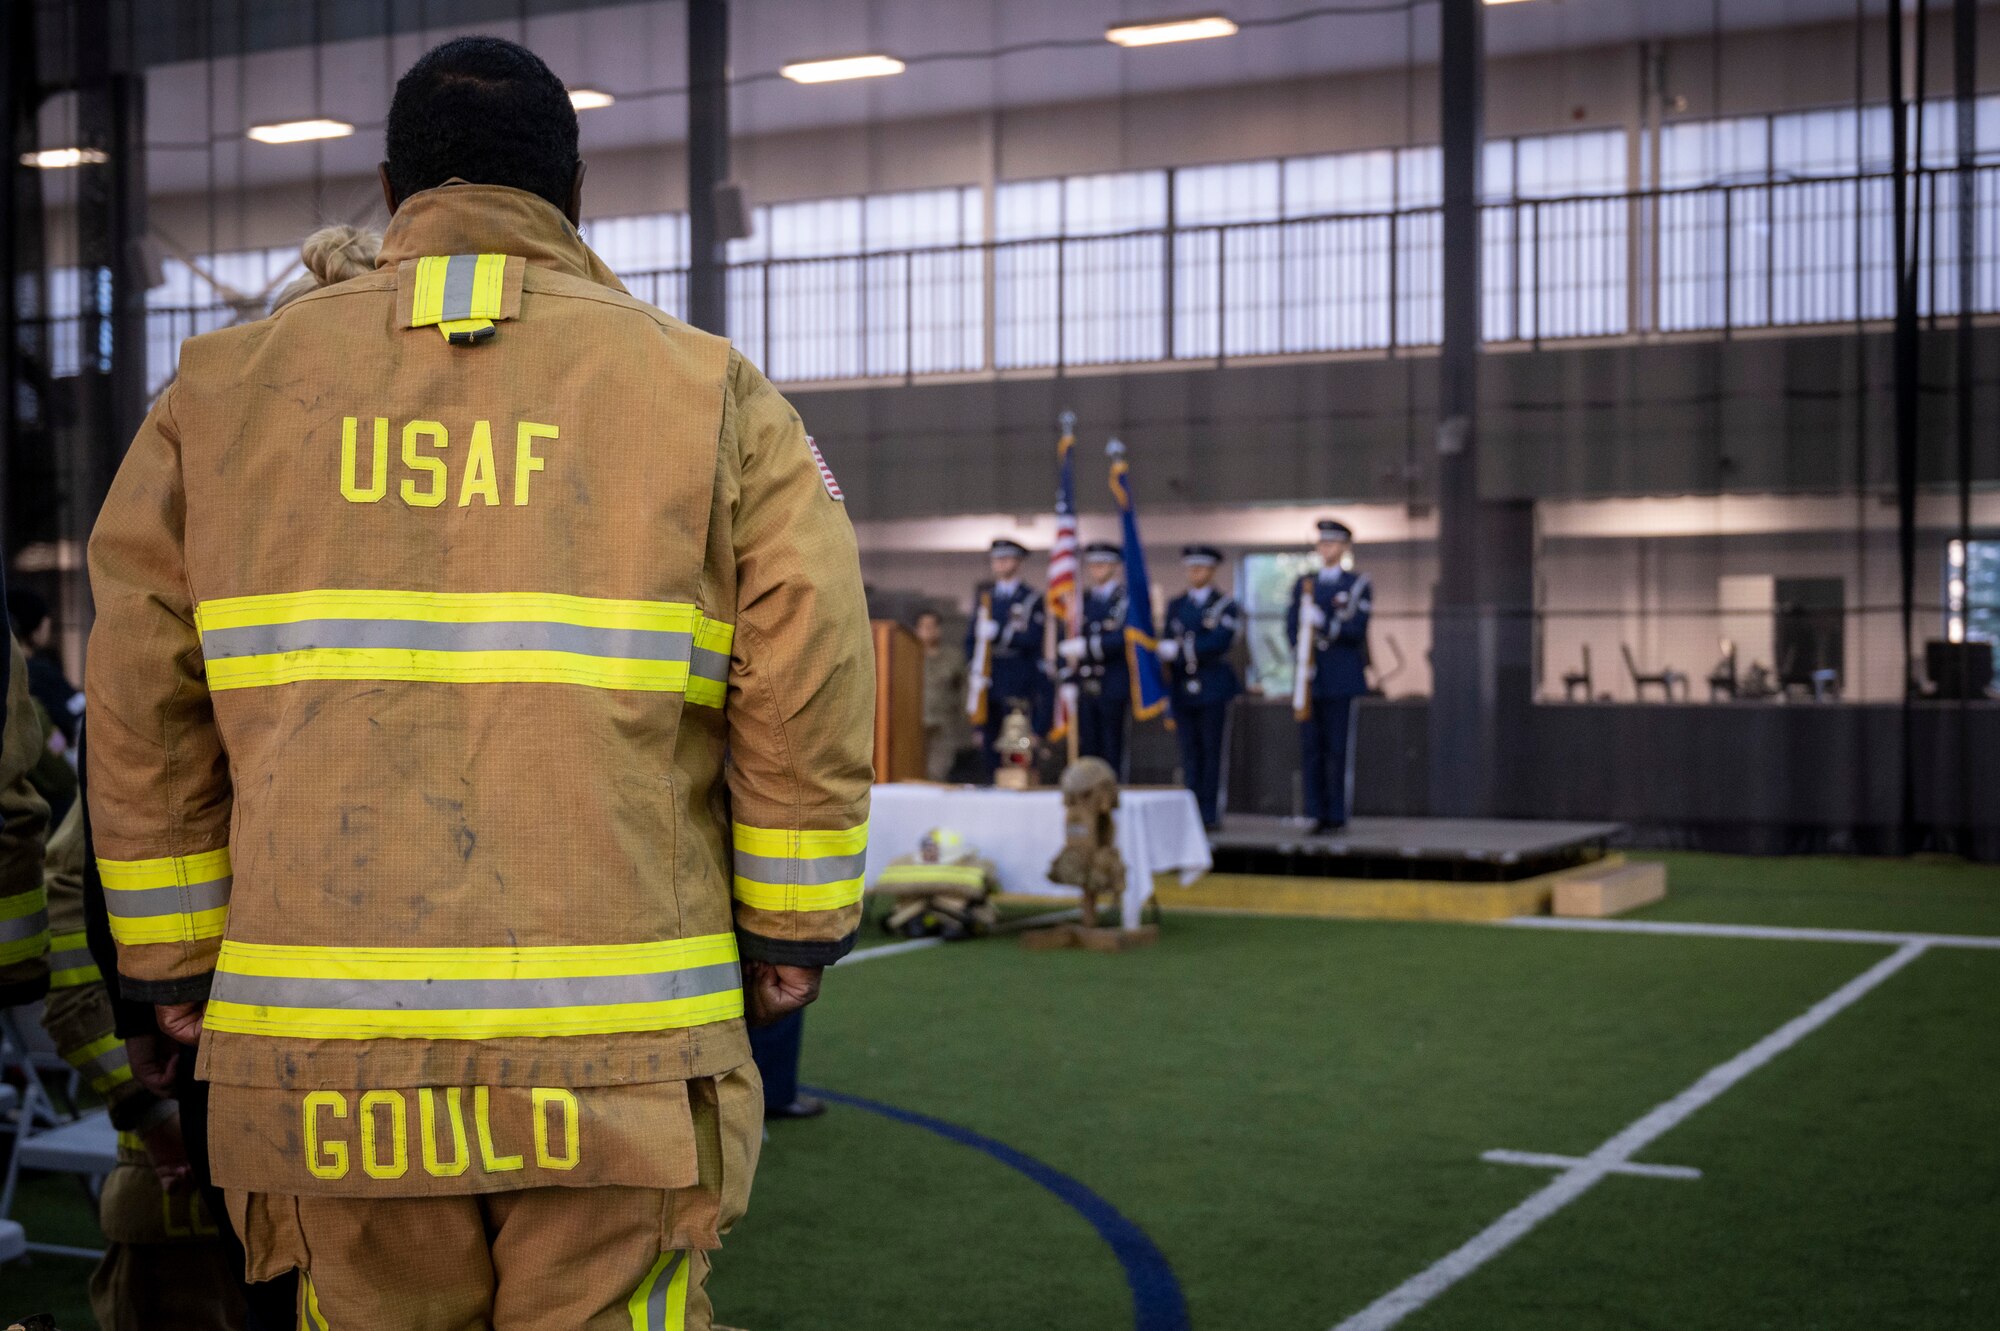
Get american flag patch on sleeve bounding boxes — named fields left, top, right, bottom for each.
left=806, top=436, right=844, bottom=501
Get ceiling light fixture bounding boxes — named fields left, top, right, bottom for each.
left=1105, top=15, right=1239, bottom=47
left=780, top=54, right=907, bottom=84
left=20, top=147, right=107, bottom=169
left=1483, top=0, right=1539, bottom=6
left=568, top=88, right=615, bottom=110
left=246, top=118, right=355, bottom=145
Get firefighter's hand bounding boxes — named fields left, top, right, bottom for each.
left=743, top=962, right=823, bottom=1027
left=155, top=1001, right=206, bottom=1045
left=140, top=1108, right=194, bottom=1193
left=125, top=1032, right=181, bottom=1095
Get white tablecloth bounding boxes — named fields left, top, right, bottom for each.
left=864, top=784, right=1212, bottom=929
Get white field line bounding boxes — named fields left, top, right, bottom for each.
left=1331, top=940, right=1931, bottom=1331
left=1480, top=1149, right=1700, bottom=1181
left=835, top=908, right=1084, bottom=968
left=1499, top=915, right=2000, bottom=950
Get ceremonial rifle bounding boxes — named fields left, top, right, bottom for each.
left=1292, top=577, right=1315, bottom=722
left=967, top=591, right=994, bottom=727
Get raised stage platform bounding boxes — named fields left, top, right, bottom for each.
left=1208, top=815, right=1622, bottom=882
left=1161, top=816, right=1634, bottom=923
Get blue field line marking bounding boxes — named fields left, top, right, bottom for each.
left=803, top=1085, right=1191, bottom=1331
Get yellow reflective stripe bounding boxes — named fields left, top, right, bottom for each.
left=732, top=877, right=864, bottom=913
left=204, top=991, right=744, bottom=1041
left=302, top=1272, right=331, bottom=1331
left=472, top=252, right=507, bottom=317
left=0, top=932, right=48, bottom=966
left=627, top=1251, right=692, bottom=1331
left=0, top=887, right=44, bottom=922
left=877, top=864, right=987, bottom=887
left=215, top=934, right=739, bottom=982
left=195, top=590, right=716, bottom=635
left=97, top=847, right=232, bottom=892
left=107, top=907, right=228, bottom=946
left=117, top=1130, right=145, bottom=1151
left=203, top=649, right=699, bottom=693
left=730, top=823, right=869, bottom=860
left=411, top=254, right=448, bottom=326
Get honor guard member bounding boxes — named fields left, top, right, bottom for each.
left=1286, top=519, right=1373, bottom=832
left=1057, top=542, right=1131, bottom=776
left=966, top=537, right=1049, bottom=778
left=1157, top=545, right=1241, bottom=831
left=84, top=37, right=872, bottom=1331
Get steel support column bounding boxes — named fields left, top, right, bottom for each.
left=686, top=0, right=729, bottom=336
left=1428, top=0, right=1535, bottom=818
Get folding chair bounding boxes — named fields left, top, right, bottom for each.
left=0, top=1008, right=113, bottom=1259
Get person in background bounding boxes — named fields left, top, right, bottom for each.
left=1058, top=542, right=1130, bottom=776
left=1159, top=545, right=1242, bottom=831
left=8, top=588, right=82, bottom=749
left=915, top=608, right=970, bottom=781
left=268, top=223, right=382, bottom=311
left=38, top=797, right=248, bottom=1331
left=966, top=537, right=1048, bottom=779
left=1286, top=518, right=1373, bottom=833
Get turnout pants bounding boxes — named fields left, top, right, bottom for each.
left=1298, top=696, right=1358, bottom=827
left=224, top=1067, right=761, bottom=1331
left=1172, top=700, right=1231, bottom=828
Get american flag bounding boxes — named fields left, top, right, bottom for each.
left=1046, top=413, right=1080, bottom=740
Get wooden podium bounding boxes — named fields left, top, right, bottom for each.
left=872, top=620, right=925, bottom=783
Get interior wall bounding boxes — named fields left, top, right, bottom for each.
left=70, top=12, right=2000, bottom=264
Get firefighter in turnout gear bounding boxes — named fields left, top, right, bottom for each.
left=37, top=798, right=248, bottom=1331
left=1057, top=543, right=1131, bottom=776
left=1158, top=545, right=1241, bottom=831
left=966, top=537, right=1049, bottom=779
left=84, top=37, right=872, bottom=1331
left=867, top=827, right=1000, bottom=939
left=1285, top=519, right=1373, bottom=832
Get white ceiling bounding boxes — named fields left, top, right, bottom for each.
left=33, top=0, right=1905, bottom=196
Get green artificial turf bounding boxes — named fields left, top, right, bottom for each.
left=0, top=1175, right=101, bottom=1329
left=714, top=914, right=1984, bottom=1329
left=1631, top=852, right=2000, bottom=935
left=8, top=854, right=1997, bottom=1330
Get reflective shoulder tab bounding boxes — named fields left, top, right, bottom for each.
left=399, top=253, right=525, bottom=344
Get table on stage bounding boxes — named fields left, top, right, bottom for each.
left=863, top=783, right=1213, bottom=930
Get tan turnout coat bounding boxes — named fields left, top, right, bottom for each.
left=86, top=183, right=872, bottom=1197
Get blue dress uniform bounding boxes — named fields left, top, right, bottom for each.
left=1069, top=544, right=1131, bottom=776
left=1161, top=547, right=1241, bottom=830
left=1285, top=522, right=1373, bottom=830
left=968, top=551, right=1051, bottom=778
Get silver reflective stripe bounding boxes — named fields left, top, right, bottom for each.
left=732, top=849, right=867, bottom=887
left=48, top=945, right=99, bottom=978
left=210, top=961, right=743, bottom=1013
left=0, top=909, right=49, bottom=944
left=201, top=620, right=698, bottom=663
left=442, top=254, right=481, bottom=321
left=104, top=877, right=231, bottom=919
left=691, top=646, right=730, bottom=688
left=646, top=1252, right=685, bottom=1331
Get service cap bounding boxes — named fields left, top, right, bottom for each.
left=990, top=538, right=1029, bottom=558
left=1316, top=519, right=1353, bottom=542
left=1180, top=544, right=1223, bottom=566
left=1083, top=541, right=1123, bottom=564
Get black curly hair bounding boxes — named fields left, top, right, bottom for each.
left=385, top=36, right=579, bottom=213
